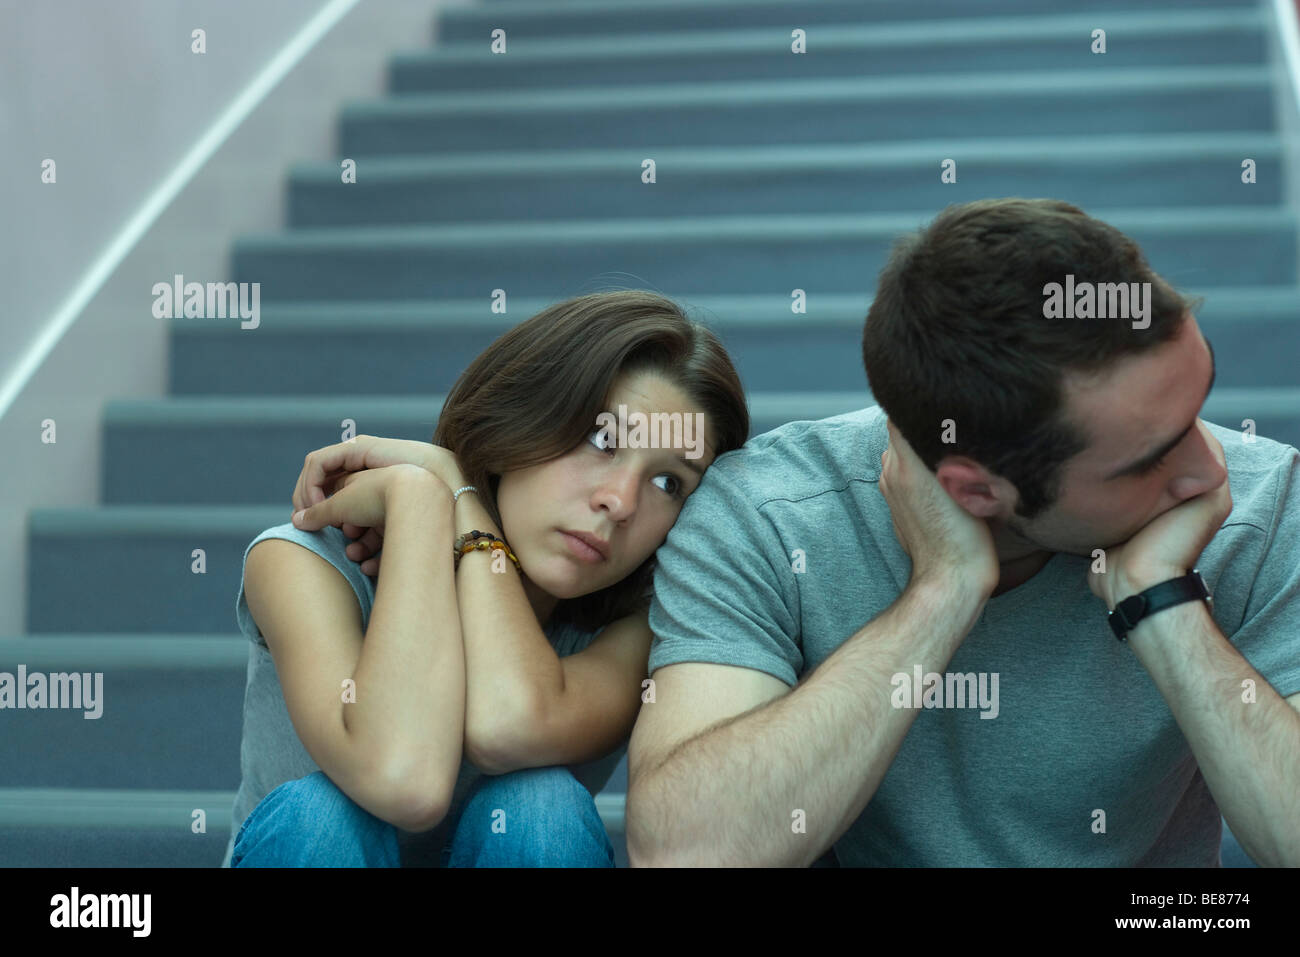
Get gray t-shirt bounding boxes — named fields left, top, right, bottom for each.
left=222, top=522, right=626, bottom=867
left=647, top=403, right=1300, bottom=866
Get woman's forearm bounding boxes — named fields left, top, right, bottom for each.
left=345, top=472, right=465, bottom=827
left=452, top=491, right=567, bottom=772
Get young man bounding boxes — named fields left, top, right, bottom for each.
left=625, top=198, right=1300, bottom=867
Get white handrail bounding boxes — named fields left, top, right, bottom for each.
left=1269, top=0, right=1300, bottom=263
left=1276, top=0, right=1300, bottom=112
left=0, top=0, right=363, bottom=423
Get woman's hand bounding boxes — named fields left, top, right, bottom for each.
left=291, top=435, right=457, bottom=511
left=290, top=463, right=429, bottom=547
left=290, top=436, right=468, bottom=578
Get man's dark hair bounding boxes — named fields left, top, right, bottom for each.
left=862, top=197, right=1203, bottom=520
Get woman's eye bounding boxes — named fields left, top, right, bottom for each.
left=654, top=474, right=684, bottom=497
left=589, top=430, right=686, bottom=499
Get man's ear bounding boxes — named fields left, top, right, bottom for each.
left=935, top=458, right=1006, bottom=519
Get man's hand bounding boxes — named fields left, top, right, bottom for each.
left=1088, top=418, right=1233, bottom=608
left=879, top=418, right=1000, bottom=598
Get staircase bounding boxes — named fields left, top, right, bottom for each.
left=3, top=0, right=1293, bottom=867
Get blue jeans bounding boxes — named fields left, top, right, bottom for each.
left=230, top=767, right=616, bottom=867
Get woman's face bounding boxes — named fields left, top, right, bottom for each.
left=495, top=369, right=718, bottom=624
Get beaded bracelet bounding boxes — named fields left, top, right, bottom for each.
left=453, top=529, right=520, bottom=572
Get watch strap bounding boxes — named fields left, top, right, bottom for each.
left=1108, top=569, right=1212, bottom=642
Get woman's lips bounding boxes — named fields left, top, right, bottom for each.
left=560, top=531, right=606, bottom=563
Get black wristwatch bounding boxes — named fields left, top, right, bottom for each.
left=1108, top=569, right=1213, bottom=642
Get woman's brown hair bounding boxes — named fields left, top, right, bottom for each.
left=433, top=290, right=749, bottom=632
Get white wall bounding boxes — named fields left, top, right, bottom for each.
left=0, top=0, right=460, bottom=635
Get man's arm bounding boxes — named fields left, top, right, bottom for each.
left=626, top=575, right=987, bottom=867
left=1125, top=598, right=1300, bottom=867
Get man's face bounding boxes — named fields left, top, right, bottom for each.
left=942, top=315, right=1227, bottom=561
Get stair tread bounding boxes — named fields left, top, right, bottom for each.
left=413, top=8, right=1264, bottom=63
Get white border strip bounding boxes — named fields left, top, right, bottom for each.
left=0, top=0, right=364, bottom=423
left=1275, top=0, right=1300, bottom=111
left=1271, top=0, right=1300, bottom=274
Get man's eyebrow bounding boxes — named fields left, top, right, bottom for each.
left=1104, top=337, right=1217, bottom=480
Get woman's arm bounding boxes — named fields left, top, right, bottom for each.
left=481, top=606, right=654, bottom=774
left=342, top=472, right=465, bottom=826
left=249, top=469, right=464, bottom=832
left=383, top=449, right=640, bottom=772
left=288, top=440, right=594, bottom=772
left=454, top=490, right=563, bottom=767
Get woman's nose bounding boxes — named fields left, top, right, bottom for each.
left=595, top=469, right=639, bottom=519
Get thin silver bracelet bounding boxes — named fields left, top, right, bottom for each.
left=452, top=485, right=478, bottom=504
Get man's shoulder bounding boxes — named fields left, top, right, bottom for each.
left=1205, top=418, right=1296, bottom=470
left=704, top=403, right=886, bottom=502
left=1205, top=418, right=1298, bottom=519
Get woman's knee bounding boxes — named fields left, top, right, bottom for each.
left=232, top=771, right=400, bottom=867
left=465, top=766, right=589, bottom=815
left=452, top=766, right=614, bottom=867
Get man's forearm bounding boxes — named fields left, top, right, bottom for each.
left=1126, top=600, right=1300, bottom=866
left=629, top=577, right=987, bottom=866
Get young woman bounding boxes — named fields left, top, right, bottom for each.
left=223, top=290, right=749, bottom=867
